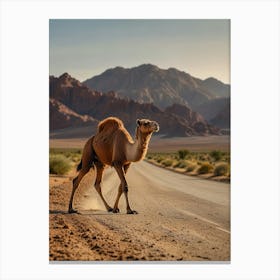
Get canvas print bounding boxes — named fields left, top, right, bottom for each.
left=49, top=19, right=230, bottom=261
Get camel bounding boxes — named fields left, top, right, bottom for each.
left=68, top=117, right=159, bottom=214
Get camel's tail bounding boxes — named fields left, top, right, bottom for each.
left=76, top=135, right=98, bottom=172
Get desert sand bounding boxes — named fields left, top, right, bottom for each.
left=49, top=160, right=230, bottom=261
left=49, top=135, right=230, bottom=152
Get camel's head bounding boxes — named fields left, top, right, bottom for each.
left=136, top=119, right=160, bottom=134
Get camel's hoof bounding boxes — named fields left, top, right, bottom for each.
left=112, top=208, right=120, bottom=213
left=107, top=207, right=113, bottom=212
left=127, top=209, right=138, bottom=214
left=68, top=208, right=78, bottom=214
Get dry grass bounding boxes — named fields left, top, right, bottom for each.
left=197, top=162, right=214, bottom=174
left=214, top=163, right=230, bottom=176
left=49, top=154, right=72, bottom=175
left=49, top=148, right=82, bottom=175
left=146, top=150, right=230, bottom=182
left=49, top=146, right=230, bottom=182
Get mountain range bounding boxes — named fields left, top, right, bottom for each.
left=49, top=72, right=221, bottom=138
left=83, top=64, right=230, bottom=112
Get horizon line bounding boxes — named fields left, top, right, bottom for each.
left=50, top=63, right=230, bottom=85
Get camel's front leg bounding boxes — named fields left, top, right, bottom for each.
left=113, top=163, right=137, bottom=214
left=112, top=184, right=122, bottom=213
left=112, top=163, right=130, bottom=213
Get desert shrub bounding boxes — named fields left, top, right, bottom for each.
left=214, top=163, right=229, bottom=176
left=156, top=156, right=164, bottom=163
left=52, top=149, right=81, bottom=162
left=171, top=154, right=178, bottom=160
left=186, top=162, right=197, bottom=172
left=146, top=154, right=153, bottom=160
left=49, top=154, right=72, bottom=175
left=161, top=159, right=173, bottom=167
left=210, top=150, right=222, bottom=161
left=225, top=155, right=231, bottom=163
left=72, top=155, right=82, bottom=163
left=173, top=160, right=187, bottom=169
left=199, top=153, right=209, bottom=161
left=197, top=162, right=214, bottom=174
left=178, top=149, right=190, bottom=159
left=64, top=152, right=72, bottom=158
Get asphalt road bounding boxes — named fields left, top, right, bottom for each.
left=64, top=160, right=231, bottom=261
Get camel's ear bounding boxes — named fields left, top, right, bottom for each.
left=136, top=119, right=141, bottom=126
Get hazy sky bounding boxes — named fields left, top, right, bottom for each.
left=49, top=19, right=230, bottom=84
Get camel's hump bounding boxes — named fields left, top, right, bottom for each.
left=97, top=117, right=124, bottom=133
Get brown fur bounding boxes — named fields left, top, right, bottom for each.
left=68, top=117, right=159, bottom=214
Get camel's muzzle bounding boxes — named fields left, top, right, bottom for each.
left=153, top=122, right=160, bottom=132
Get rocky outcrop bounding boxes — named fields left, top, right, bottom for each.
left=50, top=73, right=220, bottom=137
left=49, top=98, right=98, bottom=130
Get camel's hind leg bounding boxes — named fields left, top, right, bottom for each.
left=113, top=163, right=137, bottom=214
left=94, top=162, right=113, bottom=212
left=68, top=136, right=95, bottom=214
left=112, top=163, right=130, bottom=213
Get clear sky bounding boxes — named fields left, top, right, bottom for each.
left=49, top=19, right=230, bottom=84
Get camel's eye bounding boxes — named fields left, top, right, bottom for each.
left=144, top=122, right=149, bottom=126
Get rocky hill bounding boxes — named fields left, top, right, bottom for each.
left=209, top=103, right=230, bottom=129
left=83, top=64, right=230, bottom=109
left=49, top=98, right=98, bottom=130
left=50, top=73, right=220, bottom=137
left=192, top=97, right=230, bottom=128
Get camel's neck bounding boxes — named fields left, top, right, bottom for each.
left=126, top=128, right=152, bottom=162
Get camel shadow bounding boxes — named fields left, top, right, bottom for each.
left=78, top=209, right=128, bottom=216
left=49, top=210, right=68, bottom=214
left=49, top=209, right=125, bottom=216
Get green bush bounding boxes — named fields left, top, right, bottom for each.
left=186, top=162, right=197, bottom=172
left=49, top=154, right=72, bottom=175
left=174, top=160, right=187, bottom=168
left=197, top=162, right=214, bottom=174
left=178, top=149, right=190, bottom=159
left=199, top=154, right=209, bottom=161
left=210, top=150, right=222, bottom=161
left=214, top=163, right=229, bottom=176
left=156, top=156, right=164, bottom=163
left=161, top=159, right=173, bottom=167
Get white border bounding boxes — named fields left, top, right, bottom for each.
left=1, top=0, right=279, bottom=279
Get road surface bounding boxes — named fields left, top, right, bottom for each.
left=49, top=161, right=230, bottom=261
